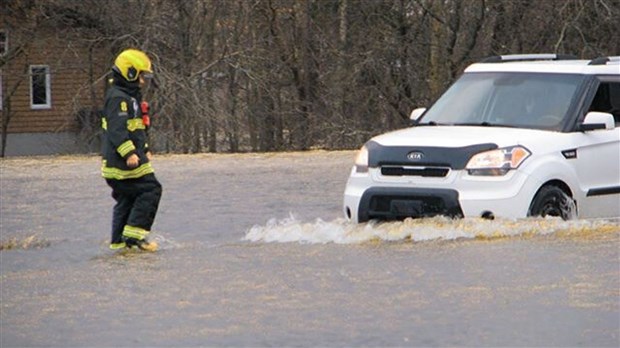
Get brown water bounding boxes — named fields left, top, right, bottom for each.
left=1, top=152, right=618, bottom=347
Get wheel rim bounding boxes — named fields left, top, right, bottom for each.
left=530, top=187, right=576, bottom=220
left=540, top=198, right=562, bottom=217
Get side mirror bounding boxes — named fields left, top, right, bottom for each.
left=409, top=107, right=427, bottom=122
left=579, top=111, right=615, bottom=131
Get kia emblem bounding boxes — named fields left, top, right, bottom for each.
left=407, top=151, right=424, bottom=161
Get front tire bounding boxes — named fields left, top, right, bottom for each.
left=528, top=185, right=576, bottom=220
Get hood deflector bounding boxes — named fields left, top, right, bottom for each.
left=366, top=141, right=498, bottom=169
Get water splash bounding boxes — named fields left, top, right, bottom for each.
left=558, top=190, right=578, bottom=220
left=244, top=213, right=619, bottom=244
left=150, top=232, right=182, bottom=250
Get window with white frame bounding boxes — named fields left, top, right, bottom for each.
left=0, top=30, right=7, bottom=56
left=30, top=65, right=51, bottom=109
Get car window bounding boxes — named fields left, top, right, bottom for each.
left=421, top=75, right=493, bottom=124
left=588, top=81, right=620, bottom=125
left=421, top=72, right=586, bottom=130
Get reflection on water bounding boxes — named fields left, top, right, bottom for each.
left=245, top=214, right=620, bottom=244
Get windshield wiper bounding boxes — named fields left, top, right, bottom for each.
left=454, top=122, right=492, bottom=126
left=416, top=121, right=440, bottom=126
left=453, top=122, right=517, bottom=128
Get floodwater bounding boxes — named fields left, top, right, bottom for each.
left=1, top=151, right=618, bottom=347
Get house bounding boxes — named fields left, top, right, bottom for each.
left=1, top=7, right=109, bottom=157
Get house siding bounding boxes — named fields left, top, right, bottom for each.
left=2, top=33, right=108, bottom=134
left=0, top=8, right=111, bottom=135
left=0, top=6, right=112, bottom=156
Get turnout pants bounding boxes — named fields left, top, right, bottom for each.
left=106, top=173, right=162, bottom=245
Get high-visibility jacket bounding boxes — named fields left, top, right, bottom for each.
left=101, top=81, right=153, bottom=180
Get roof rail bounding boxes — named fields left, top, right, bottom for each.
left=588, top=56, right=620, bottom=65
left=481, top=54, right=578, bottom=63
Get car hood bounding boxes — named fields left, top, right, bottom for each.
left=371, top=125, right=555, bottom=148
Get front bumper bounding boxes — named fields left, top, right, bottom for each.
left=343, top=167, right=537, bottom=223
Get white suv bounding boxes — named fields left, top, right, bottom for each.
left=344, top=54, right=620, bottom=223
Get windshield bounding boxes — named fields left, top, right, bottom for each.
left=420, top=72, right=586, bottom=130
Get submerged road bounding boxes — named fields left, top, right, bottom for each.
left=1, top=152, right=618, bottom=347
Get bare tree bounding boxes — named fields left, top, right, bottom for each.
left=4, top=0, right=619, bottom=155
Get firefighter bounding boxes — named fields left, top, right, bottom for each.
left=101, top=48, right=161, bottom=252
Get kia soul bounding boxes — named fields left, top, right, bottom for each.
left=344, top=54, right=620, bottom=223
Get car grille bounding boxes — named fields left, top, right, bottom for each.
left=358, top=187, right=464, bottom=222
left=369, top=195, right=448, bottom=217
left=381, top=166, right=449, bottom=177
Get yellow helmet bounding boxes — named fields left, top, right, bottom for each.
left=113, top=49, right=153, bottom=81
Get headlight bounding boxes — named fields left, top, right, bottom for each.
left=466, top=146, right=531, bottom=176
left=354, top=145, right=369, bottom=173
